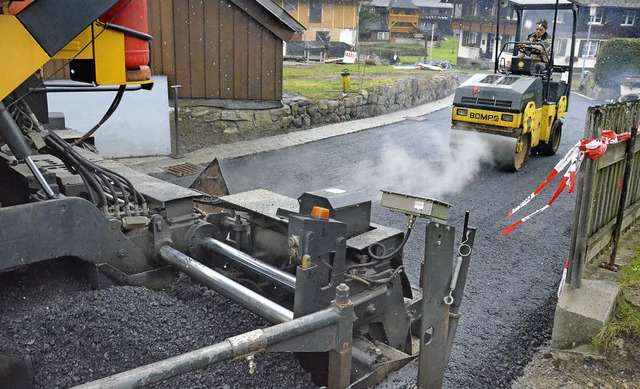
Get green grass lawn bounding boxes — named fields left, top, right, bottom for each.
left=359, top=36, right=459, bottom=65
left=594, top=245, right=640, bottom=350
left=283, top=37, right=463, bottom=100
left=283, top=62, right=452, bottom=101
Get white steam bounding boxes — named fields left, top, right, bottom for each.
left=354, top=131, right=495, bottom=200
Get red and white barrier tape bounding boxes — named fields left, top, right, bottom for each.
left=507, top=143, right=580, bottom=217
left=501, top=129, right=635, bottom=235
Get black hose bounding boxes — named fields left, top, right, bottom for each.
left=362, top=266, right=404, bottom=285
left=366, top=227, right=413, bottom=261
left=46, top=129, right=146, bottom=214
left=44, top=134, right=106, bottom=207
left=15, top=98, right=145, bottom=215
left=77, top=158, right=140, bottom=210
left=94, top=170, right=121, bottom=213
left=72, top=84, right=126, bottom=147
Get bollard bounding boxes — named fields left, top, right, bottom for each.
left=341, top=69, right=351, bottom=94
left=170, top=84, right=183, bottom=159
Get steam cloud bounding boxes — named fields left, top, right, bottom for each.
left=354, top=131, right=496, bottom=200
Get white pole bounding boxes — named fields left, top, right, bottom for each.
left=581, top=6, right=596, bottom=81
left=580, top=20, right=592, bottom=81
left=429, top=23, right=435, bottom=63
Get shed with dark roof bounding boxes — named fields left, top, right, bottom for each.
left=147, top=0, right=304, bottom=101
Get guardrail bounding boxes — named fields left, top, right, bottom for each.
left=568, top=100, right=640, bottom=287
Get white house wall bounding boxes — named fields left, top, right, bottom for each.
left=339, top=29, right=356, bottom=45
left=458, top=42, right=481, bottom=60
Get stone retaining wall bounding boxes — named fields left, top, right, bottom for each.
left=175, top=74, right=458, bottom=153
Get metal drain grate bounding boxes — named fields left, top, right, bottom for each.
left=162, top=162, right=199, bottom=177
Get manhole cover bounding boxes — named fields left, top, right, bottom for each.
left=162, top=162, right=199, bottom=177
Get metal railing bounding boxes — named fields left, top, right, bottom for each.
left=568, top=100, right=640, bottom=287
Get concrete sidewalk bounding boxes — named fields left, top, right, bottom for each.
left=117, top=95, right=454, bottom=174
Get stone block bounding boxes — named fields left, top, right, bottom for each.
left=255, top=111, right=276, bottom=129
left=551, top=279, right=619, bottom=349
left=220, top=111, right=238, bottom=121
left=307, top=105, right=318, bottom=116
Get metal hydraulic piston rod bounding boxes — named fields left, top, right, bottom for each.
left=158, top=245, right=293, bottom=324
left=200, top=237, right=296, bottom=293
left=0, top=102, right=56, bottom=199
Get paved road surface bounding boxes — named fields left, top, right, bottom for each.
left=137, top=92, right=601, bottom=388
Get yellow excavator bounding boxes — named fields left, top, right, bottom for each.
left=450, top=0, right=579, bottom=171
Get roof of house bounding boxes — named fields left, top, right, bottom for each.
left=510, top=0, right=576, bottom=10
left=369, top=0, right=452, bottom=9
left=388, top=0, right=418, bottom=9
left=511, top=0, right=640, bottom=9
left=575, top=0, right=640, bottom=9
left=411, top=0, right=453, bottom=8
left=254, top=0, right=306, bottom=34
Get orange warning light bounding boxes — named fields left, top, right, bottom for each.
left=310, top=206, right=330, bottom=219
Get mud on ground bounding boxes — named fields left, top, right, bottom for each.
left=512, top=333, right=639, bottom=389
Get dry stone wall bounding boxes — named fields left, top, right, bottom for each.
left=175, top=74, right=458, bottom=153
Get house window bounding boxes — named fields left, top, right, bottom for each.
left=580, top=40, right=600, bottom=57
left=589, top=7, right=603, bottom=24
left=623, top=10, right=636, bottom=26
left=377, top=31, right=389, bottom=40
left=463, top=32, right=479, bottom=47
left=309, top=0, right=322, bottom=23
left=554, top=38, right=567, bottom=57
left=283, top=0, right=297, bottom=12
left=316, top=31, right=330, bottom=43
left=555, top=11, right=566, bottom=24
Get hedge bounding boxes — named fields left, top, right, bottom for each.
left=594, top=39, right=640, bottom=88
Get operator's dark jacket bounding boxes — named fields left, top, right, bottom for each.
left=525, top=31, right=551, bottom=62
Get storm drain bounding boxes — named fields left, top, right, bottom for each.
left=162, top=162, right=199, bottom=177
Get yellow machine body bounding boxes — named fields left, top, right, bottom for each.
left=0, top=15, right=49, bottom=100
left=1, top=13, right=152, bottom=101
left=450, top=71, right=567, bottom=171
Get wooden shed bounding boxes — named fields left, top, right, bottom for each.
left=148, top=0, right=305, bottom=101
left=43, top=0, right=305, bottom=103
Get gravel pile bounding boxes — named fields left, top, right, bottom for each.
left=0, top=260, right=318, bottom=388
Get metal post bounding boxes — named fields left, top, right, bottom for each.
left=170, top=84, right=183, bottom=159
left=580, top=12, right=593, bottom=81
left=602, top=126, right=637, bottom=270
left=443, top=213, right=476, bottom=366
left=494, top=3, right=500, bottom=73
left=451, top=2, right=456, bottom=54
left=424, top=37, right=428, bottom=63
left=355, top=2, right=361, bottom=56
left=341, top=69, right=351, bottom=94
left=327, top=283, right=353, bottom=389
left=417, top=222, right=455, bottom=389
